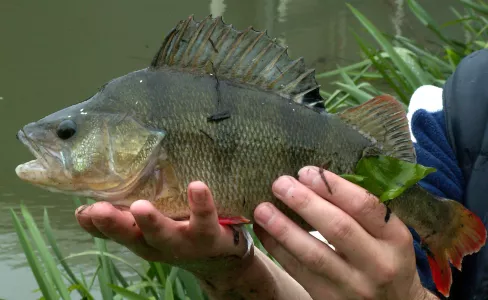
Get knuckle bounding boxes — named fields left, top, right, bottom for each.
left=273, top=218, right=290, bottom=241
left=302, top=246, right=329, bottom=268
left=328, top=214, right=353, bottom=241
left=193, top=204, right=214, bottom=218
left=376, top=262, right=399, bottom=284
left=396, top=225, right=414, bottom=247
left=352, top=192, right=379, bottom=217
left=290, top=189, right=313, bottom=211
left=280, top=255, right=302, bottom=275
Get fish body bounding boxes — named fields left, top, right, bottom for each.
left=15, top=16, right=486, bottom=297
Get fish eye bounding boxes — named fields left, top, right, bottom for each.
left=56, top=119, right=77, bottom=140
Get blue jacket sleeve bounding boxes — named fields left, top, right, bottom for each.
left=409, top=109, right=465, bottom=295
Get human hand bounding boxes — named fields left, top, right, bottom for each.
left=253, top=166, right=438, bottom=300
left=74, top=181, right=253, bottom=278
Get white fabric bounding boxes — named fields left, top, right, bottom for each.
left=407, top=85, right=444, bottom=142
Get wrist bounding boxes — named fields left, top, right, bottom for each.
left=412, top=286, right=439, bottom=300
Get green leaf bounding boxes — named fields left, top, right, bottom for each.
left=341, top=156, right=436, bottom=202
left=340, top=174, right=366, bottom=184
left=110, top=284, right=150, bottom=300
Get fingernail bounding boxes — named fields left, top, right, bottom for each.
left=76, top=205, right=88, bottom=215
left=191, top=188, right=206, bottom=203
left=297, top=166, right=316, bottom=185
left=255, top=203, right=274, bottom=226
left=272, top=176, right=294, bottom=197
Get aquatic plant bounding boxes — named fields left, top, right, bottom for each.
left=317, top=0, right=488, bottom=112
left=11, top=201, right=206, bottom=300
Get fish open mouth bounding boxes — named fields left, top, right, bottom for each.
left=15, top=129, right=61, bottom=182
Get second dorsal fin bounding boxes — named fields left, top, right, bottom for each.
left=337, top=95, right=416, bottom=163
left=150, top=15, right=324, bottom=109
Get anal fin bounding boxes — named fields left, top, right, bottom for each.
left=218, top=216, right=251, bottom=225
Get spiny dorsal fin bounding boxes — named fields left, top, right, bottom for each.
left=150, top=15, right=323, bottom=108
left=337, top=95, right=416, bottom=163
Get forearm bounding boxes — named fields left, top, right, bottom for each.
left=195, top=247, right=312, bottom=300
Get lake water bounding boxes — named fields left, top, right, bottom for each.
left=0, top=0, right=463, bottom=299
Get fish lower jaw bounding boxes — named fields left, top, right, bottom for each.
left=16, top=159, right=48, bottom=182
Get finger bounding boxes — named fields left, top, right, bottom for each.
left=130, top=200, right=181, bottom=252
left=188, top=181, right=221, bottom=240
left=254, top=202, right=354, bottom=284
left=78, top=201, right=160, bottom=260
left=254, top=225, right=340, bottom=300
left=188, top=181, right=253, bottom=256
left=298, top=166, right=408, bottom=241
left=75, top=205, right=108, bottom=239
left=271, top=176, right=379, bottom=264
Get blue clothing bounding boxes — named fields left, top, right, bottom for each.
left=410, top=109, right=466, bottom=297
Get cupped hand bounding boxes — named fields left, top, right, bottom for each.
left=253, top=166, right=438, bottom=300
left=74, top=181, right=252, bottom=277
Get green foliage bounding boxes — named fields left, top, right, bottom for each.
left=10, top=202, right=211, bottom=300
left=318, top=0, right=488, bottom=112
left=341, top=156, right=436, bottom=202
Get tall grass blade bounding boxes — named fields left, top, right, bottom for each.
left=43, top=209, right=94, bottom=299
left=20, top=205, right=72, bottom=300
left=66, top=250, right=162, bottom=297
left=94, top=238, right=115, bottom=299
left=164, top=267, right=179, bottom=300
left=10, top=209, right=58, bottom=300
left=347, top=4, right=423, bottom=90
left=352, top=33, right=408, bottom=102
left=407, top=0, right=459, bottom=48
left=110, top=284, right=151, bottom=300
left=177, top=269, right=205, bottom=300
left=315, top=60, right=371, bottom=79
left=113, top=262, right=130, bottom=288
left=395, top=36, right=453, bottom=72
left=461, top=0, right=488, bottom=15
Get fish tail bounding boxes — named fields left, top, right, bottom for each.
left=420, top=199, right=486, bottom=297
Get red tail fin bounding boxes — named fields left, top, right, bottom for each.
left=423, top=200, right=486, bottom=297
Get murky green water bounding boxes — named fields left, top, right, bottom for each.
left=0, top=0, right=463, bottom=298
